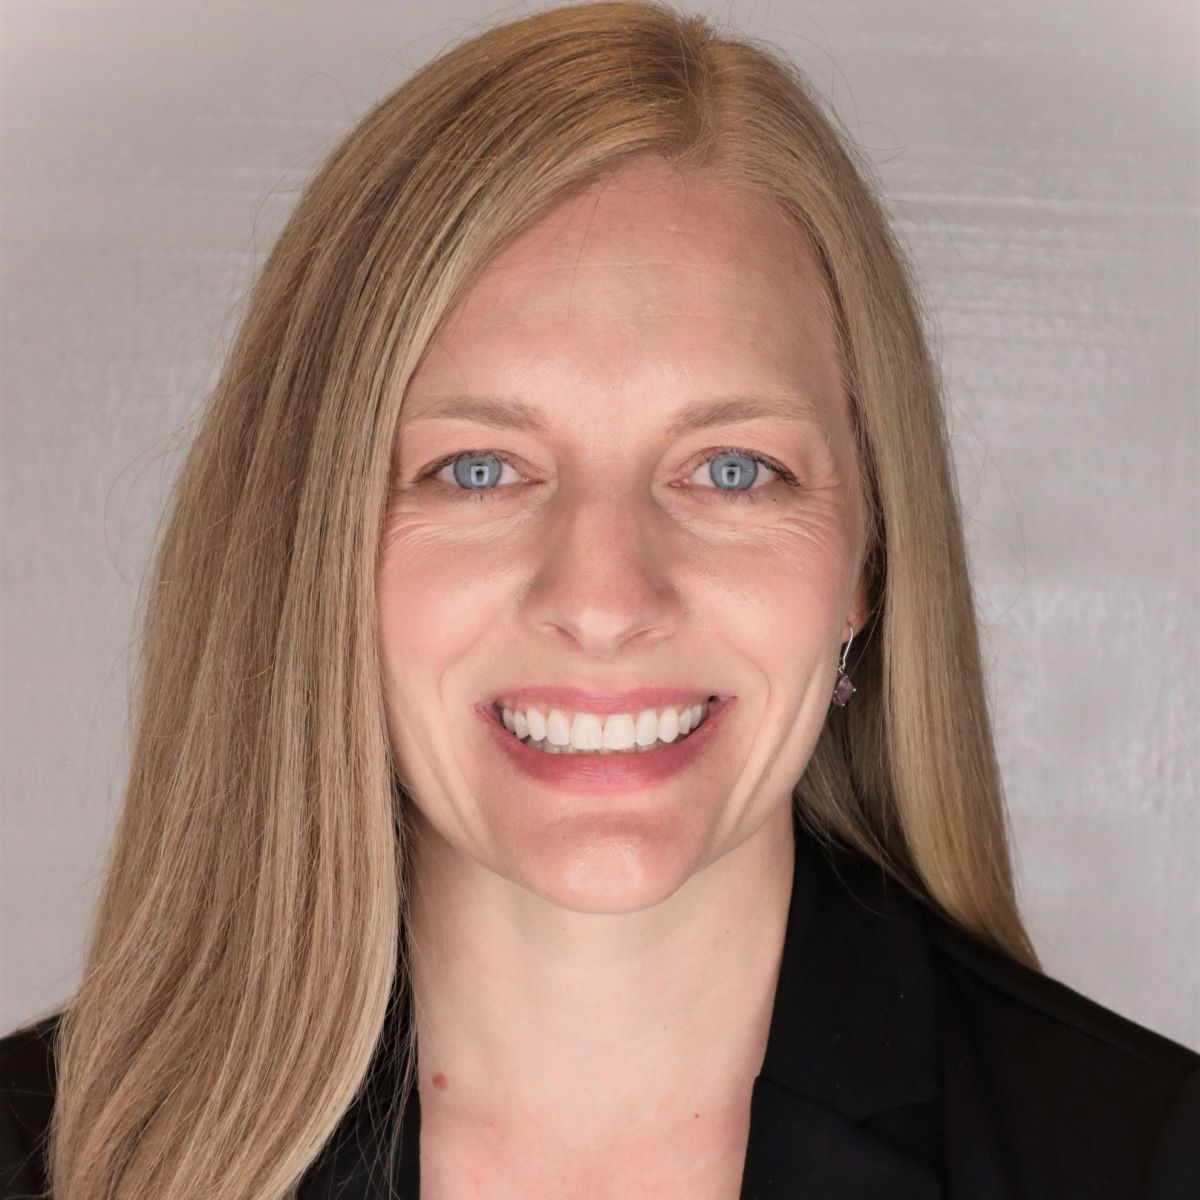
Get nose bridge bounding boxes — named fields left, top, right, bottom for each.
left=524, top=480, right=678, bottom=652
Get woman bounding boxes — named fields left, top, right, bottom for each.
left=2, top=2, right=1196, bottom=1197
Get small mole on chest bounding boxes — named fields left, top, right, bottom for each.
left=431, top=1071, right=449, bottom=1090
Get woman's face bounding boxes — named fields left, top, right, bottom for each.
left=378, top=155, right=870, bottom=913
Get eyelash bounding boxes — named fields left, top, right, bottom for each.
left=412, top=446, right=801, bottom=504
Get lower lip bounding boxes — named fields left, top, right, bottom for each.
left=475, top=696, right=736, bottom=795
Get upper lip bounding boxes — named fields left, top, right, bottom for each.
left=485, top=686, right=726, bottom=716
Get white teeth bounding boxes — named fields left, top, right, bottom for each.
left=498, top=700, right=711, bottom=753
left=570, top=712, right=604, bottom=750
left=546, top=709, right=571, bottom=746
left=526, top=707, right=547, bottom=742
left=634, top=709, right=659, bottom=747
left=601, top=713, right=635, bottom=750
left=658, top=708, right=679, bottom=744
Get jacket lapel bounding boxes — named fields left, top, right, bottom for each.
left=739, top=812, right=943, bottom=1199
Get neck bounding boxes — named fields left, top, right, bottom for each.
left=404, top=801, right=795, bottom=1151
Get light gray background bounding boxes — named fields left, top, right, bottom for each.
left=2, top=1, right=1197, bottom=1046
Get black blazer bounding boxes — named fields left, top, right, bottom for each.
left=4, top=810, right=1198, bottom=1198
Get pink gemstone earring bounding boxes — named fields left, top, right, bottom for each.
left=832, top=624, right=856, bottom=707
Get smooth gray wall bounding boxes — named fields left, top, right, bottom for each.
left=3, top=1, right=1197, bottom=1046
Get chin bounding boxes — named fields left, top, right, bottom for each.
left=502, top=813, right=704, bottom=914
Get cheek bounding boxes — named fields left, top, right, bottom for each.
left=375, top=522, right=510, bottom=683
left=704, top=509, right=859, bottom=657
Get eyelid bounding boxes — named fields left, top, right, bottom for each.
left=413, top=448, right=517, bottom=483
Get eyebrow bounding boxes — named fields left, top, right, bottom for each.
left=401, top=393, right=832, bottom=439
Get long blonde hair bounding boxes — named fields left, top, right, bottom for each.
left=19, top=3, right=1039, bottom=1196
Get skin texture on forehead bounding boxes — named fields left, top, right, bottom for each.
left=403, top=158, right=852, bottom=476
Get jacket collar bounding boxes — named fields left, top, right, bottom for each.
left=738, top=809, right=942, bottom=1198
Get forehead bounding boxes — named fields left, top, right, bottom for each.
left=405, top=156, right=843, bottom=417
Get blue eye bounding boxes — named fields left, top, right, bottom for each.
left=703, top=450, right=772, bottom=495
left=414, top=446, right=800, bottom=503
left=448, top=452, right=513, bottom=490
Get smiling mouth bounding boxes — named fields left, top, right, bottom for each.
left=486, top=694, right=727, bottom=754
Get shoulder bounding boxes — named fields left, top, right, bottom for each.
left=0, top=1010, right=61, bottom=1198
left=916, top=906, right=1200, bottom=1196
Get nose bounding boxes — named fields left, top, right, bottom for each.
left=522, top=489, right=681, bottom=657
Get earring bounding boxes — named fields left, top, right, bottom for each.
left=832, top=624, right=856, bottom=707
